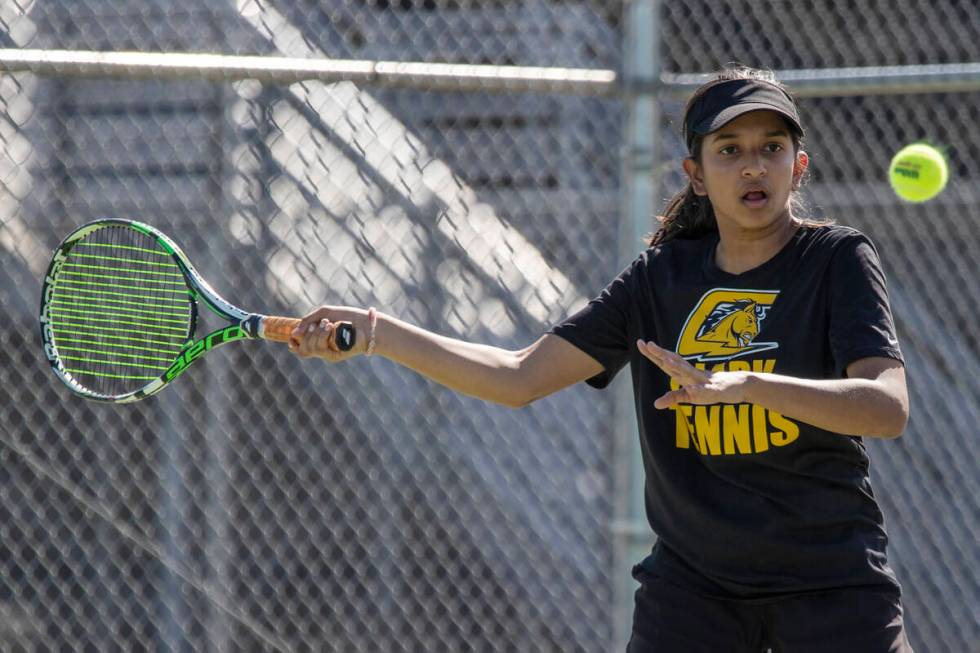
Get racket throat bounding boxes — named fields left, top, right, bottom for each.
left=241, top=314, right=265, bottom=339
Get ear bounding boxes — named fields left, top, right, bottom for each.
left=682, top=157, right=707, bottom=196
left=792, top=151, right=809, bottom=190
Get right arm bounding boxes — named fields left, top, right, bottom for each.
left=288, top=307, right=604, bottom=408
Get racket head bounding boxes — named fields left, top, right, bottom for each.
left=39, top=219, right=201, bottom=403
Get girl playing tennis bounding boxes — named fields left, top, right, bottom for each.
left=289, top=66, right=913, bottom=652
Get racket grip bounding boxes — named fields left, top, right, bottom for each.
left=259, top=316, right=301, bottom=342
left=255, top=315, right=356, bottom=352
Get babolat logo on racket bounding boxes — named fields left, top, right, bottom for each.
left=675, top=289, right=780, bottom=363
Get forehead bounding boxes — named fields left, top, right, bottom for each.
left=706, top=110, right=791, bottom=141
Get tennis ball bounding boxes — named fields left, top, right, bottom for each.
left=888, top=143, right=948, bottom=203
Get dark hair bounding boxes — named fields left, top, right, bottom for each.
left=647, top=66, right=830, bottom=247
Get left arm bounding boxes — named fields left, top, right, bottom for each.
left=639, top=340, right=909, bottom=439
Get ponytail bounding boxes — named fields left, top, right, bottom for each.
left=647, top=136, right=716, bottom=247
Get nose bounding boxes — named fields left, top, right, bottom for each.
left=742, top=152, right=767, bottom=178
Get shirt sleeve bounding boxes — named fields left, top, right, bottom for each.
left=547, top=258, right=640, bottom=389
left=827, top=233, right=904, bottom=377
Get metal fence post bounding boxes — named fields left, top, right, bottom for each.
left=613, top=1, right=660, bottom=650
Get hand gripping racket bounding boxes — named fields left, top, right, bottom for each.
left=39, top=218, right=355, bottom=403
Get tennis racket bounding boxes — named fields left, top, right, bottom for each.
left=39, top=218, right=355, bottom=403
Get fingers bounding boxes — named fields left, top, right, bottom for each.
left=637, top=339, right=710, bottom=385
left=638, top=339, right=714, bottom=409
left=654, top=387, right=692, bottom=410
left=289, top=308, right=330, bottom=349
left=287, top=305, right=366, bottom=363
left=288, top=317, right=335, bottom=359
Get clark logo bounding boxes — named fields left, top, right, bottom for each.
left=676, top=289, right=780, bottom=362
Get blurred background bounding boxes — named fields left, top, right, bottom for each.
left=1, top=1, right=978, bottom=651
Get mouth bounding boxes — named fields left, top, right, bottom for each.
left=741, top=189, right=769, bottom=209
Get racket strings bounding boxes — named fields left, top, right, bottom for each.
left=48, top=225, right=192, bottom=396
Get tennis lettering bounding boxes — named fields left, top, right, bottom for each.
left=165, top=325, right=245, bottom=381
left=670, top=358, right=800, bottom=455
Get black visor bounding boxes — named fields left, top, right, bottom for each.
left=684, top=79, right=804, bottom=152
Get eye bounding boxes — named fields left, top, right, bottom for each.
left=719, top=145, right=738, bottom=155
left=765, top=143, right=784, bottom=153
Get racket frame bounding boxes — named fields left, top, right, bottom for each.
left=41, top=219, right=281, bottom=403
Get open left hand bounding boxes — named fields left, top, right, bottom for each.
left=637, top=339, right=751, bottom=409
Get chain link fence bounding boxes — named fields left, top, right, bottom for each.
left=1, top=1, right=978, bottom=652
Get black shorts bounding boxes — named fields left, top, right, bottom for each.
left=627, top=565, right=913, bottom=653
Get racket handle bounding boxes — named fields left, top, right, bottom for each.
left=258, top=316, right=300, bottom=342
left=247, top=315, right=357, bottom=351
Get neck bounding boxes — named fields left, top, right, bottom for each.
left=714, top=215, right=799, bottom=275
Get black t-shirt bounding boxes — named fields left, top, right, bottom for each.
left=549, top=224, right=904, bottom=599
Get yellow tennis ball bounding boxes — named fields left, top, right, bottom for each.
left=888, top=143, right=948, bottom=203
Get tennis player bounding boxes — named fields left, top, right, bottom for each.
left=289, top=66, right=913, bottom=652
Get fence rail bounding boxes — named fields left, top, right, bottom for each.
left=6, top=49, right=980, bottom=98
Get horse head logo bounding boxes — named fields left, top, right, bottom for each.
left=675, top=290, right=779, bottom=362
left=700, top=300, right=760, bottom=348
